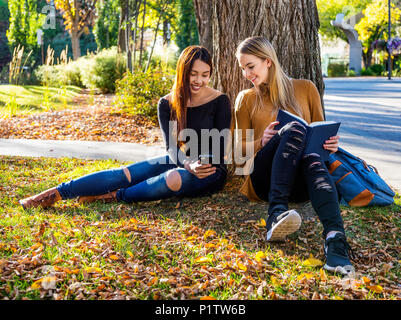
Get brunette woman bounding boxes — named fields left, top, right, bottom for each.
left=234, top=36, right=354, bottom=275
left=20, top=46, right=231, bottom=209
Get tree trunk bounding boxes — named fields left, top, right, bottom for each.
left=71, top=30, right=81, bottom=60
left=118, top=0, right=128, bottom=52
left=194, top=0, right=325, bottom=114
left=193, top=0, right=213, bottom=55
left=139, top=0, right=147, bottom=67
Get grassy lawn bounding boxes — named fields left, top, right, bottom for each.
left=0, top=85, right=82, bottom=117
left=0, top=155, right=400, bottom=300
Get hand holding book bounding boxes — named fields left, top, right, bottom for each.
left=323, top=135, right=340, bottom=154
left=261, top=121, right=279, bottom=147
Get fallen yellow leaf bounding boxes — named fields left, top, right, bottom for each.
left=31, top=276, right=56, bottom=290
left=186, top=236, right=197, bottom=242
left=195, top=256, right=212, bottom=264
left=367, top=285, right=383, bottom=294
left=362, top=276, right=371, bottom=285
left=260, top=218, right=266, bottom=227
left=237, top=262, right=247, bottom=272
left=129, top=218, right=138, bottom=224
left=126, top=251, right=134, bottom=258
left=109, top=255, right=119, bottom=260
left=255, top=251, right=266, bottom=262
left=319, top=268, right=328, bottom=281
left=85, top=267, right=102, bottom=274
left=203, top=229, right=216, bottom=239
left=302, top=257, right=324, bottom=267
left=200, top=296, right=216, bottom=300
left=297, top=273, right=314, bottom=281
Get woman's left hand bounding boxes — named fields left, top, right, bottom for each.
left=324, top=135, right=340, bottom=153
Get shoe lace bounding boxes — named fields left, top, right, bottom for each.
left=327, top=235, right=356, bottom=262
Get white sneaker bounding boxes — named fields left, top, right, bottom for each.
left=266, top=209, right=302, bottom=241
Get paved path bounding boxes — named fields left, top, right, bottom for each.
left=0, top=139, right=165, bottom=162
left=1, top=77, right=400, bottom=192
left=324, top=77, right=401, bottom=192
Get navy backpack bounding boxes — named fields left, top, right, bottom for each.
left=327, top=147, right=395, bottom=207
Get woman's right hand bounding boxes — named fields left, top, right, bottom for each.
left=261, top=121, right=279, bottom=147
left=184, top=160, right=216, bottom=179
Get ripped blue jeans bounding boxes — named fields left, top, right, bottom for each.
left=250, top=121, right=345, bottom=237
left=56, top=155, right=227, bottom=203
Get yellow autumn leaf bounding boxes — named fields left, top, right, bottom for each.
left=195, top=256, right=212, bottom=264
left=85, top=267, right=102, bottom=274
left=200, top=296, right=216, bottom=300
left=255, top=251, right=266, bottom=262
left=205, top=243, right=216, bottom=249
left=237, top=262, right=247, bottom=272
left=362, top=276, right=371, bottom=285
left=297, top=273, right=314, bottom=281
left=126, top=251, right=134, bottom=258
left=260, top=218, right=266, bottom=227
left=302, top=257, right=324, bottom=267
left=270, top=276, right=280, bottom=286
left=129, top=218, right=138, bottom=224
left=109, top=255, right=119, bottom=260
left=186, top=236, right=197, bottom=242
left=203, top=229, right=216, bottom=239
left=31, top=276, right=56, bottom=290
left=367, top=285, right=383, bottom=294
left=320, top=268, right=328, bottom=281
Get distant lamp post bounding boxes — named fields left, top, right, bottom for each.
left=37, top=29, right=44, bottom=65
left=388, top=0, right=392, bottom=80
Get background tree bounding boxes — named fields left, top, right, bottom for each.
left=193, top=0, right=212, bottom=55
left=51, top=0, right=98, bottom=60
left=6, top=0, right=45, bottom=54
left=193, top=0, right=324, bottom=112
left=94, top=0, right=120, bottom=50
left=355, top=0, right=401, bottom=67
left=317, top=0, right=372, bottom=43
left=175, top=0, right=198, bottom=53
left=0, top=0, right=11, bottom=71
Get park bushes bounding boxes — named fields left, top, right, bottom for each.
left=34, top=47, right=126, bottom=93
left=327, top=62, right=348, bottom=77
left=114, top=65, right=174, bottom=122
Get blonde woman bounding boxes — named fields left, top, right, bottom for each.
left=234, top=36, right=354, bottom=275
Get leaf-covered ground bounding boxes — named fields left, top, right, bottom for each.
left=0, top=92, right=162, bottom=145
left=1, top=156, right=400, bottom=300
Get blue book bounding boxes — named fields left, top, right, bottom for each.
left=275, top=109, right=341, bottom=161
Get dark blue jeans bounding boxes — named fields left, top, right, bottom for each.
left=250, top=121, right=345, bottom=237
left=57, top=155, right=227, bottom=203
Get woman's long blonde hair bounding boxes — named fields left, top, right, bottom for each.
left=236, top=36, right=303, bottom=117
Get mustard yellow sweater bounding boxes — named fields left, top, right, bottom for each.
left=234, top=79, right=324, bottom=201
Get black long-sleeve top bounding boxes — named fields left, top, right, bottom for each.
left=157, top=94, right=232, bottom=168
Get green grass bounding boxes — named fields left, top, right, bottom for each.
left=0, top=85, right=82, bottom=116
left=0, top=155, right=400, bottom=300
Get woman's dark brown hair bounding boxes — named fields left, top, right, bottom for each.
left=171, top=45, right=213, bottom=136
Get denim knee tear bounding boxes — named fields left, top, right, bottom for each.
left=165, top=170, right=182, bottom=192
left=307, top=160, right=333, bottom=192
left=314, top=177, right=333, bottom=192
left=123, top=167, right=132, bottom=183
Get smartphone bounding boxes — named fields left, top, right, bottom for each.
left=198, top=154, right=213, bottom=165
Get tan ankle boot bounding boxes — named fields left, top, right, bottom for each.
left=20, top=187, right=62, bottom=209
left=78, top=191, right=117, bottom=204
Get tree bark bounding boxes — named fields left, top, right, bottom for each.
left=139, top=0, right=147, bottom=67
left=194, top=0, right=325, bottom=114
left=71, top=30, right=81, bottom=60
left=193, top=0, right=213, bottom=56
left=118, top=0, right=128, bottom=52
